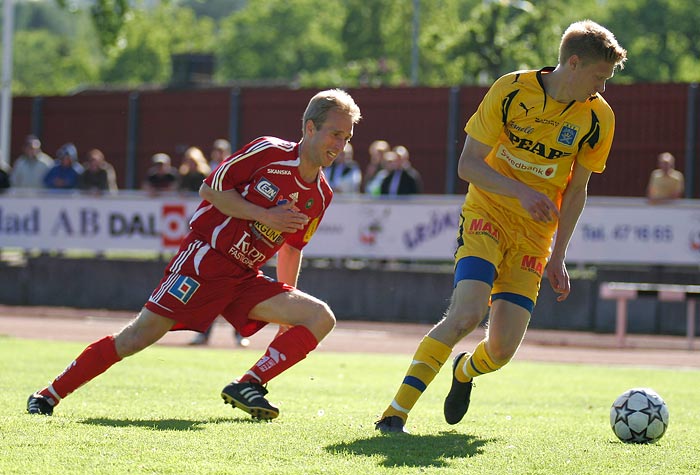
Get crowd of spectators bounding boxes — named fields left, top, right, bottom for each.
left=0, top=135, right=235, bottom=197
left=4, top=135, right=689, bottom=206
left=325, top=138, right=423, bottom=197
left=2, top=135, right=426, bottom=199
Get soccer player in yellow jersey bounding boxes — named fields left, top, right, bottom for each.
left=376, top=20, right=627, bottom=433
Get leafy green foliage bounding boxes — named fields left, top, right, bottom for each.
left=5, top=0, right=700, bottom=94
left=216, top=0, right=345, bottom=83
left=12, top=29, right=99, bottom=96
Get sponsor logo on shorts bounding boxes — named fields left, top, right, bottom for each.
left=468, top=218, right=500, bottom=242
left=168, top=275, right=200, bottom=304
left=557, top=122, right=579, bottom=146
left=255, top=178, right=279, bottom=201
left=520, top=255, right=544, bottom=276
left=496, top=145, right=558, bottom=179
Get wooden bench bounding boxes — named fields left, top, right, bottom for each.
left=599, top=282, right=700, bottom=350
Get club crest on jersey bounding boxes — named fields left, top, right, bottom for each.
left=255, top=178, right=279, bottom=201
left=167, top=275, right=200, bottom=304
left=557, top=123, right=579, bottom=146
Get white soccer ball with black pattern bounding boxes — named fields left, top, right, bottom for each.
left=610, top=387, right=669, bottom=443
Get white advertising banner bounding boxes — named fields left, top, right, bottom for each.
left=1, top=193, right=698, bottom=266
left=566, top=197, right=700, bottom=266
left=0, top=194, right=201, bottom=251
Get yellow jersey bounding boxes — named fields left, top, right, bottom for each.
left=464, top=68, right=614, bottom=234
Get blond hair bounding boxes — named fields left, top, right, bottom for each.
left=559, top=20, right=627, bottom=69
left=180, top=147, right=211, bottom=175
left=302, top=89, right=361, bottom=135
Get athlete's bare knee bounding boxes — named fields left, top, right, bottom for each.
left=305, top=301, right=335, bottom=340
left=113, top=331, right=150, bottom=358
left=484, top=341, right=515, bottom=365
left=447, top=306, right=485, bottom=335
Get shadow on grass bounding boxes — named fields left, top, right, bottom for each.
left=326, top=431, right=493, bottom=468
left=78, top=415, right=267, bottom=431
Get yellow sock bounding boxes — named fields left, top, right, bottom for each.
left=456, top=340, right=506, bottom=382
left=382, top=336, right=452, bottom=422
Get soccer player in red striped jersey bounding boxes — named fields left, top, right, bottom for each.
left=27, top=89, right=361, bottom=420
left=376, top=20, right=627, bottom=433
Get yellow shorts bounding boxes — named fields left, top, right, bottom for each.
left=453, top=203, right=552, bottom=305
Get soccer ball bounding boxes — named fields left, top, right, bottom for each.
left=610, top=388, right=669, bottom=443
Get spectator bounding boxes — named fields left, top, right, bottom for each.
left=209, top=138, right=231, bottom=171
left=10, top=135, right=53, bottom=189
left=178, top=146, right=211, bottom=193
left=44, top=143, right=83, bottom=190
left=142, top=153, right=178, bottom=194
left=79, top=148, right=118, bottom=194
left=379, top=145, right=423, bottom=195
left=0, top=159, right=10, bottom=193
left=646, top=152, right=684, bottom=203
left=324, top=142, right=362, bottom=193
left=362, top=139, right=390, bottom=193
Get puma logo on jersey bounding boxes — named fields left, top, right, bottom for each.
left=519, top=102, right=534, bottom=116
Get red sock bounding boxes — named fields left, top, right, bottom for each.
left=239, top=326, right=318, bottom=385
left=39, top=335, right=122, bottom=405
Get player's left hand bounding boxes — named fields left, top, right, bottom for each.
left=546, top=259, right=571, bottom=302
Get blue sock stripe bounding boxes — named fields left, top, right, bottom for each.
left=402, top=376, right=427, bottom=392
left=492, top=292, right=535, bottom=313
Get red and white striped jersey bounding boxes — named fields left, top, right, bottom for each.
left=189, top=136, right=333, bottom=270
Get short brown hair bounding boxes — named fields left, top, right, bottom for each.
left=302, top=89, right=361, bottom=135
left=559, top=20, right=627, bottom=70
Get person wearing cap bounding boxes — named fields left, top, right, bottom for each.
left=142, top=153, right=178, bottom=194
left=10, top=135, right=54, bottom=189
left=44, top=142, right=84, bottom=190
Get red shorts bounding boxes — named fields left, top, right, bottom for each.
left=145, top=235, right=293, bottom=336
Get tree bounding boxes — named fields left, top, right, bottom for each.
left=56, top=0, right=130, bottom=53
left=216, top=0, right=344, bottom=83
left=13, top=29, right=99, bottom=96
left=101, top=4, right=216, bottom=86
left=601, top=0, right=700, bottom=83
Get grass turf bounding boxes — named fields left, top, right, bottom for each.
left=2, top=336, right=699, bottom=474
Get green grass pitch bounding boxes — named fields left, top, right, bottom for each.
left=2, top=336, right=700, bottom=475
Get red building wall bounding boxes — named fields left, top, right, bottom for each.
left=7, top=83, right=698, bottom=197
